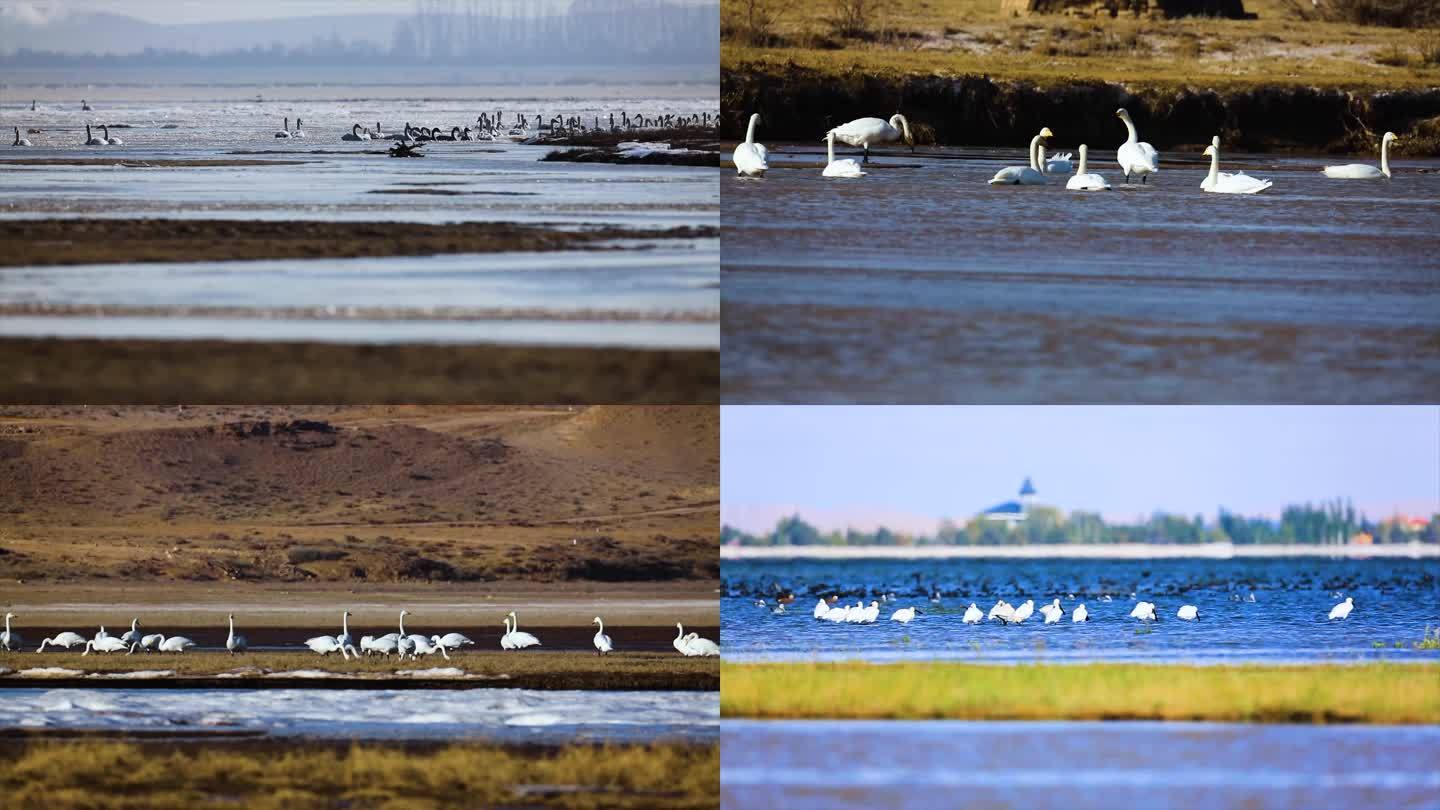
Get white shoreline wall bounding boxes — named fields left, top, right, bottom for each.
left=720, top=542, right=1440, bottom=560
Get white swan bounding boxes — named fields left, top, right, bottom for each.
left=673, top=623, right=692, bottom=655
left=502, top=611, right=540, bottom=649
left=1202, top=142, right=1272, bottom=194
left=414, top=635, right=450, bottom=660
left=1129, top=601, right=1158, bottom=622
left=822, top=603, right=847, bottom=622
left=1009, top=599, right=1034, bottom=624
left=1323, top=132, right=1396, bottom=179
left=136, top=633, right=164, bottom=653
left=156, top=635, right=195, bottom=653
left=860, top=600, right=880, bottom=624
left=592, top=617, right=613, bottom=655
left=83, top=636, right=130, bottom=655
left=93, top=626, right=110, bottom=643
left=683, top=631, right=720, bottom=657
left=436, top=632, right=474, bottom=651
left=1066, top=144, right=1110, bottom=191
left=12, top=127, right=31, bottom=147
left=275, top=117, right=292, bottom=139
left=291, top=118, right=306, bottom=139
left=226, top=613, right=247, bottom=654
left=304, top=634, right=354, bottom=658
left=827, top=114, right=913, bottom=163
left=962, top=603, right=983, bottom=624
left=84, top=125, right=106, bottom=146
left=1043, top=149, right=1073, bottom=174
left=1072, top=603, right=1089, bottom=623
left=120, top=618, right=141, bottom=645
left=342, top=123, right=371, bottom=142
left=889, top=606, right=919, bottom=623
left=1040, top=599, right=1062, bottom=624
left=813, top=598, right=829, bottom=619
left=843, top=600, right=866, bottom=623
left=1, top=613, right=21, bottom=651
left=101, top=125, right=123, bottom=146
left=368, top=636, right=399, bottom=656
left=1329, top=596, right=1354, bottom=620
left=1177, top=605, right=1199, bottom=621
left=733, top=113, right=768, bottom=177
left=989, top=128, right=1050, bottom=185
left=822, top=131, right=865, bottom=178
left=37, top=631, right=86, bottom=652
left=1115, top=108, right=1159, bottom=184
left=987, top=600, right=1013, bottom=622
left=336, top=610, right=354, bottom=649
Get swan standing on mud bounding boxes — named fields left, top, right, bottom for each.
left=592, top=617, right=614, bottom=655
left=12, top=127, right=31, bottom=147
left=989, top=128, right=1050, bottom=185
left=822, top=131, right=865, bottom=178
left=226, top=614, right=247, bottom=654
left=1201, top=141, right=1272, bottom=194
left=827, top=114, right=913, bottom=163
left=1115, top=108, right=1159, bottom=184
left=1066, top=145, right=1110, bottom=191
left=733, top=113, right=769, bottom=177
left=1323, top=131, right=1396, bottom=179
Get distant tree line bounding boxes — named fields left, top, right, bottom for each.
left=1, top=0, right=719, bottom=68
left=723, top=500, right=1440, bottom=546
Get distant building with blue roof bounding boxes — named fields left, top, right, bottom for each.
left=984, top=477, right=1037, bottom=524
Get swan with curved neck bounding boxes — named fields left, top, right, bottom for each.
left=1202, top=142, right=1272, bottom=194
left=827, top=114, right=913, bottom=163
left=822, top=131, right=865, bottom=178
left=733, top=112, right=768, bottom=177
left=673, top=622, right=690, bottom=654
left=1115, top=108, right=1159, bottom=184
left=592, top=617, right=613, bottom=656
left=1323, top=131, right=1396, bottom=179
left=988, top=127, right=1050, bottom=185
left=342, top=123, right=371, bottom=142
left=1066, top=144, right=1110, bottom=191
left=37, top=631, right=85, bottom=652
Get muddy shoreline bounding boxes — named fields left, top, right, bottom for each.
left=722, top=65, right=1440, bottom=152
left=0, top=218, right=718, bottom=268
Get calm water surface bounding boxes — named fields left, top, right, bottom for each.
left=722, top=720, right=1440, bottom=809
left=721, top=144, right=1440, bottom=402
left=721, top=557, right=1440, bottom=663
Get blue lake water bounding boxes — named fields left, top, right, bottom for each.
left=721, top=720, right=1440, bottom=810
left=721, top=557, right=1440, bottom=663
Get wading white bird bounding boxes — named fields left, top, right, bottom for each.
left=156, top=635, right=195, bottom=653
left=305, top=635, right=355, bottom=658
left=436, top=632, right=474, bottom=651
left=813, top=599, right=830, bottom=619
left=1065, top=144, right=1110, bottom=191
left=335, top=611, right=354, bottom=649
left=1177, top=605, right=1199, bottom=621
left=275, top=117, right=292, bottom=138
left=733, top=113, right=769, bottom=177
left=1129, top=601, right=1158, bottom=622
left=988, top=600, right=1014, bottom=622
left=12, top=126, right=32, bottom=147
left=133, top=633, right=164, bottom=653
left=1201, top=143, right=1271, bottom=194
left=1040, top=599, right=1062, bottom=624
left=592, top=617, right=613, bottom=656
left=827, top=114, right=913, bottom=163
left=37, top=631, right=86, bottom=652
left=502, top=612, right=541, bottom=649
left=822, top=131, right=865, bottom=178
left=1323, top=132, right=1396, bottom=179
left=890, top=606, right=920, bottom=624
left=1329, top=596, right=1354, bottom=620
left=1115, top=108, right=1159, bottom=184
left=861, top=600, right=881, bottom=624
left=683, top=632, right=720, bottom=657
left=120, top=619, right=142, bottom=645
left=1072, top=603, right=1089, bottom=623
left=1009, top=599, right=1035, bottom=624
left=962, top=603, right=983, bottom=624
left=1, top=613, right=21, bottom=651
left=101, top=125, right=122, bottom=145
left=414, top=635, right=451, bottom=660
left=84, top=636, right=131, bottom=655
left=989, top=128, right=1051, bottom=185
left=226, top=614, right=247, bottom=654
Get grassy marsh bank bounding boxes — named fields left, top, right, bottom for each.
left=721, top=662, right=1440, bottom=723
left=0, top=739, right=719, bottom=810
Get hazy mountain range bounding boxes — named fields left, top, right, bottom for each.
left=0, top=12, right=407, bottom=55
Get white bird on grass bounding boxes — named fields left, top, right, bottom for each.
left=37, top=631, right=86, bottom=652
left=226, top=614, right=247, bottom=655
left=592, top=617, right=613, bottom=655
left=120, top=619, right=142, bottom=645
left=1, top=613, right=21, bottom=651
left=683, top=632, right=720, bottom=657
left=84, top=636, right=131, bottom=655
left=501, top=612, right=541, bottom=649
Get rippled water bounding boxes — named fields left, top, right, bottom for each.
left=1, top=687, right=718, bottom=743
left=721, top=144, right=1440, bottom=403
left=722, top=720, right=1440, bottom=809
left=0, top=90, right=717, bottom=347
left=721, top=557, right=1440, bottom=663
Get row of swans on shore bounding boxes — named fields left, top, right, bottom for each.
left=733, top=108, right=1401, bottom=189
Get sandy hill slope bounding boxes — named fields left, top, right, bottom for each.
left=0, top=406, right=717, bottom=584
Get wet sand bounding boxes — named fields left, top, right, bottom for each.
left=0, top=337, right=717, bottom=403
left=0, top=218, right=718, bottom=267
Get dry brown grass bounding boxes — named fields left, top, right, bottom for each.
left=0, top=740, right=719, bottom=810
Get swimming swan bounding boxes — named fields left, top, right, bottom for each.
left=1040, top=599, right=1062, bottom=624
left=37, top=631, right=85, bottom=652
left=1323, top=132, right=1396, bottom=179
left=1129, top=601, right=1158, bottom=622
left=1177, top=605, right=1199, bottom=620
left=592, top=617, right=613, bottom=655
left=1008, top=599, right=1035, bottom=624
left=1, top=613, right=20, bottom=651
left=962, top=603, right=983, bottom=624
left=275, top=117, right=292, bottom=138
left=84, top=125, right=106, bottom=146
left=342, top=123, right=371, bottom=142
left=226, top=614, right=247, bottom=654
left=291, top=118, right=306, bottom=138
left=1066, top=144, right=1110, bottom=191
left=989, top=128, right=1051, bottom=185
left=101, top=125, right=123, bottom=145
left=827, top=114, right=913, bottom=163
left=813, top=598, right=830, bottom=619
left=1115, top=108, right=1159, bottom=184
left=1044, top=149, right=1073, bottom=174
left=1202, top=142, right=1272, bottom=194
left=733, top=113, right=769, bottom=177
left=12, top=127, right=31, bottom=147
left=1072, top=603, right=1089, bottom=623
left=1328, top=596, right=1354, bottom=620
left=823, top=131, right=866, bottom=178
left=889, top=606, right=919, bottom=623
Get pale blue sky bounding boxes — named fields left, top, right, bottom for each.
left=0, top=1, right=706, bottom=25
left=721, top=407, right=1440, bottom=533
